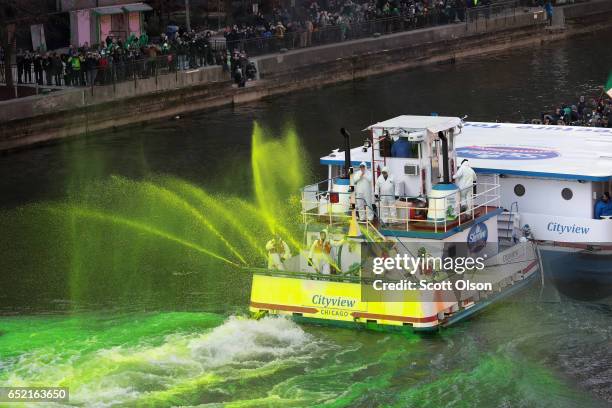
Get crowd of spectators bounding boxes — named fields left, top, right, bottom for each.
left=0, top=0, right=547, bottom=90
left=223, top=0, right=494, bottom=53
left=11, top=29, right=229, bottom=88
left=537, top=95, right=612, bottom=127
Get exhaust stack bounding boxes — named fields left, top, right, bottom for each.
left=340, top=128, right=351, bottom=178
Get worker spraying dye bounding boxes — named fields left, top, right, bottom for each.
left=266, top=235, right=291, bottom=270
left=308, top=229, right=345, bottom=274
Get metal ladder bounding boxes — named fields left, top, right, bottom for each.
left=498, top=202, right=519, bottom=248
left=370, top=129, right=388, bottom=188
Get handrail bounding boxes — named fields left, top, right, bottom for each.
left=365, top=220, right=386, bottom=241
left=225, top=0, right=523, bottom=57
left=0, top=53, right=224, bottom=90
left=303, top=181, right=502, bottom=234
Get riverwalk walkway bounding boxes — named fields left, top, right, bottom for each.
left=0, top=0, right=521, bottom=96
left=0, top=0, right=611, bottom=151
left=0, top=3, right=546, bottom=116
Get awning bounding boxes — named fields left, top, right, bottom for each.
left=123, top=3, right=153, bottom=12
left=94, top=3, right=152, bottom=15
left=94, top=6, right=124, bottom=15
left=366, top=115, right=462, bottom=134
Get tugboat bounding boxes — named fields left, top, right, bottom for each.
left=250, top=116, right=539, bottom=332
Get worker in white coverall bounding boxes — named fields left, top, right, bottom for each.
left=353, top=162, right=373, bottom=221
left=308, top=229, right=344, bottom=275
left=453, top=159, right=477, bottom=211
left=265, top=235, right=291, bottom=270
left=375, top=166, right=396, bottom=224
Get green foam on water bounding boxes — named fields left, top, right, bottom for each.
left=389, top=355, right=586, bottom=408
left=0, top=312, right=601, bottom=408
left=0, top=314, right=320, bottom=407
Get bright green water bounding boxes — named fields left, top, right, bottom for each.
left=1, top=305, right=609, bottom=407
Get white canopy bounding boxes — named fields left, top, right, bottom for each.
left=366, top=115, right=462, bottom=134
left=456, top=122, right=612, bottom=181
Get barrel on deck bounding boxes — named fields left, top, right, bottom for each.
left=427, top=183, right=459, bottom=221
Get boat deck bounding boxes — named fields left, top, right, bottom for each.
left=306, top=206, right=502, bottom=239
left=382, top=205, right=500, bottom=234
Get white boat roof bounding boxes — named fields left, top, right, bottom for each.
left=366, top=115, right=462, bottom=133
left=320, top=120, right=612, bottom=182
left=457, top=122, right=612, bottom=181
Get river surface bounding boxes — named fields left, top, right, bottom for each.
left=1, top=29, right=612, bottom=407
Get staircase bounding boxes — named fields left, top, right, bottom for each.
left=498, top=211, right=520, bottom=248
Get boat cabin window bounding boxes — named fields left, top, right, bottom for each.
left=386, top=135, right=418, bottom=159
left=330, top=165, right=343, bottom=179
left=514, top=184, right=526, bottom=197
left=561, top=188, right=573, bottom=200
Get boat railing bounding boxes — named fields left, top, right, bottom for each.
left=380, top=182, right=501, bottom=233
left=301, top=176, right=382, bottom=233
left=301, top=178, right=501, bottom=234
left=301, top=176, right=355, bottom=226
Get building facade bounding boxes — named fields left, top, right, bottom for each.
left=60, top=0, right=152, bottom=47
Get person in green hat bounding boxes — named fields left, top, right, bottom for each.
left=139, top=32, right=149, bottom=47
left=126, top=33, right=137, bottom=49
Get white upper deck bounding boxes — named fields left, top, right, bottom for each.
left=457, top=122, right=612, bottom=182
left=366, top=115, right=462, bottom=133
left=321, top=119, right=612, bottom=182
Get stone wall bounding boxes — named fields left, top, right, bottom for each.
left=0, top=66, right=228, bottom=123
left=562, top=0, right=612, bottom=19
left=255, top=8, right=546, bottom=80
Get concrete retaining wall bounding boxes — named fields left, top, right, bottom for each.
left=256, top=8, right=546, bottom=79
left=0, top=66, right=228, bottom=123
left=562, top=0, right=612, bottom=19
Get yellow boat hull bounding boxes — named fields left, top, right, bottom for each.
left=249, top=260, right=539, bottom=332
left=249, top=273, right=458, bottom=331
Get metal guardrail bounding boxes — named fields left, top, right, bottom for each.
left=378, top=182, right=501, bottom=233
left=301, top=177, right=501, bottom=234
left=0, top=0, right=533, bottom=95
left=0, top=54, right=227, bottom=97
left=250, top=265, right=364, bottom=282
left=224, top=0, right=522, bottom=56
left=466, top=1, right=520, bottom=22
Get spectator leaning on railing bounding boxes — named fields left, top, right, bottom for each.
left=5, top=26, right=230, bottom=89
left=4, top=0, right=509, bottom=89
left=221, top=0, right=485, bottom=55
